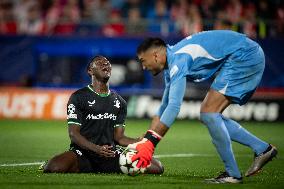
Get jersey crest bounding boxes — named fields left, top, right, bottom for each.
left=114, top=99, right=120, bottom=108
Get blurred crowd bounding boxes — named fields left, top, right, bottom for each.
left=0, top=0, right=284, bottom=38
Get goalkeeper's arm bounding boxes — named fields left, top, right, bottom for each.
left=128, top=78, right=186, bottom=168
left=148, top=77, right=186, bottom=140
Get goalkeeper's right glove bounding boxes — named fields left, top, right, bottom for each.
left=128, top=130, right=162, bottom=168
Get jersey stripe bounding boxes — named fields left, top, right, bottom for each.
left=67, top=121, right=82, bottom=126
left=114, top=124, right=125, bottom=128
left=174, top=44, right=221, bottom=61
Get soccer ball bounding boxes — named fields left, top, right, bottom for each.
left=119, top=150, right=142, bottom=176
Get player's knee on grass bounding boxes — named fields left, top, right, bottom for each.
left=145, top=158, right=164, bottom=174
left=43, top=152, right=78, bottom=173
left=43, top=158, right=68, bottom=173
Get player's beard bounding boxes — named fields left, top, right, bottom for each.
left=92, top=74, right=110, bottom=84
left=152, top=69, right=162, bottom=76
left=102, top=76, right=110, bottom=83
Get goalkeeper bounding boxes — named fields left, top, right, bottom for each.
left=42, top=56, right=163, bottom=174
left=129, top=30, right=277, bottom=184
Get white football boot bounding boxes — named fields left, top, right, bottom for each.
left=245, top=144, right=278, bottom=177
left=205, top=172, right=243, bottom=184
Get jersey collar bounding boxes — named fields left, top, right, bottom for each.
left=87, top=84, right=110, bottom=97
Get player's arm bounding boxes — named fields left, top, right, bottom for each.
left=68, top=125, right=114, bottom=157
left=150, top=73, right=171, bottom=137
left=128, top=77, right=187, bottom=168
left=139, top=76, right=187, bottom=143
left=114, top=125, right=141, bottom=146
left=151, top=76, right=187, bottom=136
left=156, top=77, right=170, bottom=118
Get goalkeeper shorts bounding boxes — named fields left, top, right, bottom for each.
left=211, top=40, right=265, bottom=105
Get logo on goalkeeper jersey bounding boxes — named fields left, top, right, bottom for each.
left=170, top=65, right=179, bottom=78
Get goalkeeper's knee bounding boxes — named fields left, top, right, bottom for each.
left=200, top=112, right=221, bottom=126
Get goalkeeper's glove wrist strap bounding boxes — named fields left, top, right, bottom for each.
left=144, top=130, right=162, bottom=147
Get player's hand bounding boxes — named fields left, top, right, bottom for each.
left=128, top=130, right=162, bottom=168
left=94, top=145, right=115, bottom=157
left=128, top=138, right=155, bottom=168
left=136, top=133, right=145, bottom=141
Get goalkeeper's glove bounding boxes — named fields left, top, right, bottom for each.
left=128, top=130, right=162, bottom=168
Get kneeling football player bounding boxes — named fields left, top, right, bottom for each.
left=42, top=56, right=163, bottom=174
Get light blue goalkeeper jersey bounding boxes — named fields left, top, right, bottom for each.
left=157, top=30, right=262, bottom=127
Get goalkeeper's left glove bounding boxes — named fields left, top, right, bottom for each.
left=128, top=130, right=162, bottom=168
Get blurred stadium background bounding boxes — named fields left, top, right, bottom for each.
left=0, top=0, right=284, bottom=121
left=0, top=0, right=284, bottom=188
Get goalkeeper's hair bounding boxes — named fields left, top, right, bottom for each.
left=137, top=37, right=166, bottom=55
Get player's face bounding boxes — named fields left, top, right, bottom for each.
left=91, top=57, right=112, bottom=82
left=138, top=49, right=163, bottom=76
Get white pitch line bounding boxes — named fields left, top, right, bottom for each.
left=0, top=153, right=251, bottom=167
left=154, top=153, right=214, bottom=158
left=0, top=154, right=209, bottom=167
left=0, top=162, right=44, bottom=167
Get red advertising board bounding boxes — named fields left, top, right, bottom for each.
left=0, top=87, right=74, bottom=120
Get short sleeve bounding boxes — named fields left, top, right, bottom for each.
left=67, top=93, right=83, bottom=126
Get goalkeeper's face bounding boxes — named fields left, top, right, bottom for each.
left=138, top=48, right=165, bottom=76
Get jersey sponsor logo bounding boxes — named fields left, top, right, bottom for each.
left=170, top=65, right=179, bottom=78
left=174, top=44, right=221, bottom=61
left=67, top=104, right=77, bottom=119
left=88, top=99, right=96, bottom=107
left=114, top=99, right=120, bottom=108
left=86, top=113, right=117, bottom=120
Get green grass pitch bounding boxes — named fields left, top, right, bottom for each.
left=0, top=119, right=283, bottom=189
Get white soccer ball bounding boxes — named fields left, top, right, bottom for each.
left=119, top=150, right=141, bottom=176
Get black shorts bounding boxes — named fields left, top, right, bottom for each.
left=70, top=146, right=122, bottom=173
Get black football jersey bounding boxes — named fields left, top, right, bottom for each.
left=67, top=85, right=127, bottom=147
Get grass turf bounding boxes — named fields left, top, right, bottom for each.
left=0, top=119, right=283, bottom=189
